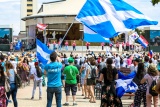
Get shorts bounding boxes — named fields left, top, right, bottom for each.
left=76, top=75, right=80, bottom=83
left=87, top=78, right=95, bottom=86
left=65, top=83, right=77, bottom=96
left=81, top=78, right=86, bottom=85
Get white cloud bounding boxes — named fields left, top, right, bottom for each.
left=0, top=0, right=160, bottom=35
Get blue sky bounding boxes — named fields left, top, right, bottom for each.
left=0, top=0, right=160, bottom=35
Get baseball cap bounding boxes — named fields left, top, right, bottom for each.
left=68, top=57, right=74, bottom=63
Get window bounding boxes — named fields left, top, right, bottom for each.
left=27, top=4, right=32, bottom=6
left=27, top=9, right=32, bottom=12
left=27, top=0, right=32, bottom=1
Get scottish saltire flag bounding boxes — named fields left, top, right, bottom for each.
left=36, top=39, right=53, bottom=65
left=84, top=26, right=110, bottom=43
left=137, top=35, right=149, bottom=48
left=76, top=0, right=158, bottom=38
left=15, top=40, right=22, bottom=50
left=129, top=32, right=139, bottom=42
left=115, top=71, right=138, bottom=98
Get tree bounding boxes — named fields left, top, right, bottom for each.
left=151, top=0, right=160, bottom=6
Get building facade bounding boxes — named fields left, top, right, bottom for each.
left=20, top=0, right=37, bottom=32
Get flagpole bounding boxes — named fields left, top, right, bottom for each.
left=60, top=19, right=75, bottom=46
left=44, top=29, right=47, bottom=45
left=82, top=33, right=84, bottom=57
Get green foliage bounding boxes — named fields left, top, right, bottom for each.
left=152, top=0, right=160, bottom=6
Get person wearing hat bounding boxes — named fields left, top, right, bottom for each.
left=141, top=64, right=159, bottom=107
left=44, top=52, right=62, bottom=107
left=63, top=57, right=79, bottom=106
left=30, top=62, right=43, bottom=100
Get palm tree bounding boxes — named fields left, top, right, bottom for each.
left=151, top=0, right=160, bottom=6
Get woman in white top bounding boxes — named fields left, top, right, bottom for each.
left=30, top=62, right=42, bottom=100
left=141, top=64, right=159, bottom=107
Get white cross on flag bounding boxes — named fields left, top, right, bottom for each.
left=37, top=23, right=48, bottom=31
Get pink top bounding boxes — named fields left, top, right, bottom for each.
left=65, top=41, right=68, bottom=46
left=127, top=58, right=132, bottom=65
left=126, top=42, right=129, bottom=46
left=144, top=74, right=159, bottom=95
left=122, top=42, right=124, bottom=46
left=116, top=43, right=119, bottom=47
left=72, top=42, right=76, bottom=46
left=101, top=43, right=104, bottom=46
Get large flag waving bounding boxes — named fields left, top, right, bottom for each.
left=36, top=39, right=53, bottom=65
left=116, top=71, right=138, bottom=98
left=76, top=0, right=158, bottom=38
left=84, top=26, right=110, bottom=43
left=15, top=40, right=22, bottom=50
left=137, top=35, right=149, bottom=48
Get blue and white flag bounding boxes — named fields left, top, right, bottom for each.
left=115, top=71, right=138, bottom=98
left=84, top=26, right=110, bottom=43
left=36, top=39, right=53, bottom=65
left=15, top=40, right=22, bottom=50
left=76, top=0, right=158, bottom=38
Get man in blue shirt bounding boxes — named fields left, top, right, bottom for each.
left=44, top=52, right=62, bottom=107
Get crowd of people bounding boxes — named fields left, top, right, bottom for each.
left=0, top=50, right=160, bottom=107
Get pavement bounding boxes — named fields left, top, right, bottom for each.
left=8, top=80, right=157, bottom=107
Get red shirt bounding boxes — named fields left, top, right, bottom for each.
left=86, top=42, right=90, bottom=46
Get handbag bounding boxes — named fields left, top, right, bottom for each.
left=5, top=77, right=10, bottom=92
left=14, top=72, right=22, bottom=88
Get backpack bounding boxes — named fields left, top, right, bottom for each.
left=15, top=74, right=22, bottom=88
left=36, top=67, right=42, bottom=78
left=149, top=76, right=158, bottom=96
left=90, top=65, right=97, bottom=79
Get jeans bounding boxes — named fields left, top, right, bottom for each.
left=7, top=83, right=18, bottom=107
left=32, top=80, right=42, bottom=98
left=65, top=46, right=68, bottom=51
left=47, top=86, right=62, bottom=107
